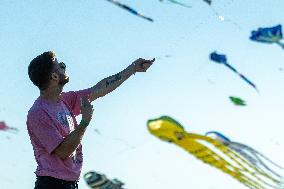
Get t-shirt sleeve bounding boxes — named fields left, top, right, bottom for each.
left=60, top=88, right=92, bottom=117
left=27, top=109, right=64, bottom=154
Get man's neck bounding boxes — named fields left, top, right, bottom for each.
left=40, top=86, right=63, bottom=103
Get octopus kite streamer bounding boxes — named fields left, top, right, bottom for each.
left=147, top=116, right=284, bottom=189
left=206, top=131, right=284, bottom=183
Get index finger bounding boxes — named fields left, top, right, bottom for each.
left=144, top=58, right=155, bottom=65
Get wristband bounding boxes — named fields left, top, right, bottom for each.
left=80, top=119, right=89, bottom=128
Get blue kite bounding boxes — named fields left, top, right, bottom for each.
left=203, top=0, right=212, bottom=5
left=210, top=51, right=259, bottom=92
left=250, top=24, right=284, bottom=49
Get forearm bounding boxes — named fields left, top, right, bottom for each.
left=90, top=64, right=135, bottom=101
left=52, top=121, right=88, bottom=159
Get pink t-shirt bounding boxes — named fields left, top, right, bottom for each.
left=27, top=88, right=92, bottom=181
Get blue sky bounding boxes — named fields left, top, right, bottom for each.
left=1, top=0, right=284, bottom=188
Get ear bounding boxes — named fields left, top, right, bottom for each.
left=50, top=72, right=59, bottom=81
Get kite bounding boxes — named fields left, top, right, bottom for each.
left=206, top=131, right=284, bottom=182
left=229, top=96, right=246, bottom=106
left=84, top=171, right=124, bottom=189
left=250, top=25, right=284, bottom=49
left=105, top=0, right=154, bottom=22
left=0, top=121, right=18, bottom=133
left=159, top=0, right=192, bottom=8
left=148, top=116, right=284, bottom=189
left=203, top=0, right=212, bottom=5
left=210, top=51, right=259, bottom=92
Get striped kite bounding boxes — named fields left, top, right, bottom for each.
left=105, top=0, right=154, bottom=22
left=210, top=51, right=259, bottom=92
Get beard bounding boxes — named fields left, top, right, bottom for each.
left=58, top=72, right=69, bottom=86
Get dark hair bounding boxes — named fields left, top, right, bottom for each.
left=28, top=51, right=56, bottom=90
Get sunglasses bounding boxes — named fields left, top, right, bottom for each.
left=59, top=62, right=66, bottom=69
left=54, top=62, right=66, bottom=72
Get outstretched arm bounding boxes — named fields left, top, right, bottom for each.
left=89, top=58, right=155, bottom=101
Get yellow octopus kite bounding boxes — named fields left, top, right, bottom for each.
left=147, top=116, right=284, bottom=189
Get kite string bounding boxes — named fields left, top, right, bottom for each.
left=94, top=129, right=136, bottom=150
left=94, top=129, right=155, bottom=157
left=208, top=3, right=242, bottom=30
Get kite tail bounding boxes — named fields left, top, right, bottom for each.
left=232, top=143, right=284, bottom=170
left=5, top=127, right=19, bottom=134
left=239, top=74, right=259, bottom=92
left=178, top=139, right=266, bottom=188
left=168, top=0, right=192, bottom=8
left=199, top=154, right=266, bottom=189
left=137, top=14, right=154, bottom=22
left=185, top=134, right=278, bottom=188
left=276, top=41, right=284, bottom=49
left=255, top=151, right=284, bottom=171
left=223, top=63, right=259, bottom=92
left=221, top=146, right=283, bottom=188
left=106, top=0, right=154, bottom=22
left=231, top=142, right=284, bottom=180
left=221, top=143, right=284, bottom=188
left=190, top=134, right=284, bottom=188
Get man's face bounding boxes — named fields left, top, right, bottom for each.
left=52, top=58, right=69, bottom=87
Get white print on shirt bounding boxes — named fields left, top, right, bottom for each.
left=56, top=105, right=75, bottom=131
left=72, top=147, right=83, bottom=164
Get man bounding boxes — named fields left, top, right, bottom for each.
left=27, top=51, right=155, bottom=189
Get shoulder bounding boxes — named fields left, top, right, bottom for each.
left=27, top=107, right=45, bottom=118
left=27, top=99, right=49, bottom=127
left=27, top=98, right=45, bottom=118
